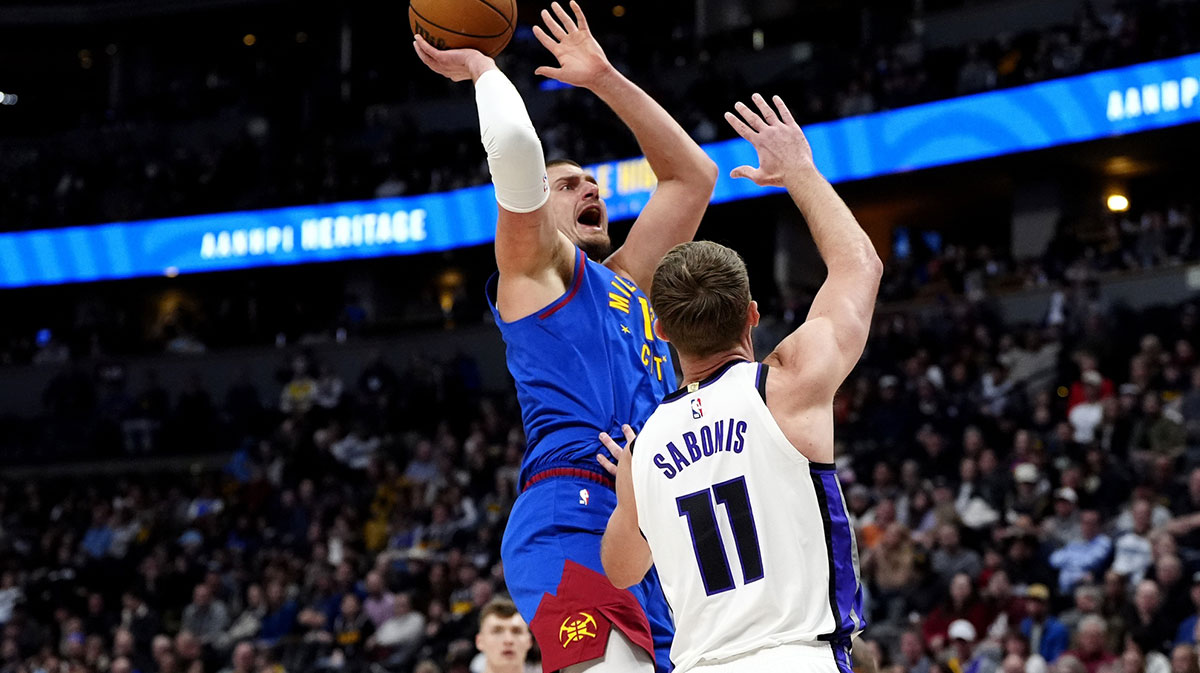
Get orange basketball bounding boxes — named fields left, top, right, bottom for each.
left=409, top=0, right=516, bottom=58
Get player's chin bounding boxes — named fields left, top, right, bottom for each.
left=577, top=231, right=613, bottom=261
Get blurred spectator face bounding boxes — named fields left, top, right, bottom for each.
left=266, top=581, right=285, bottom=607
left=1156, top=555, right=1183, bottom=587
left=1077, top=618, right=1106, bottom=655
left=901, top=631, right=925, bottom=664
left=987, top=570, right=1012, bottom=599
left=175, top=631, right=200, bottom=661
left=901, top=461, right=921, bottom=488
left=1171, top=645, right=1197, bottom=673
left=192, top=584, right=211, bottom=607
left=1142, top=393, right=1161, bottom=417
left=979, top=450, right=999, bottom=475
left=1003, top=654, right=1026, bottom=673
left=232, top=643, right=255, bottom=673
left=1122, top=648, right=1145, bottom=673
left=152, top=635, right=172, bottom=663
left=960, top=459, right=978, bottom=483
left=1074, top=586, right=1100, bottom=613
left=872, top=463, right=893, bottom=488
left=471, top=579, right=493, bottom=607
left=393, top=593, right=412, bottom=617
left=883, top=523, right=909, bottom=548
left=113, top=630, right=134, bottom=657
left=1079, top=511, right=1101, bottom=539
left=365, top=572, right=384, bottom=597
left=938, top=525, right=961, bottom=550
left=1190, top=469, right=1200, bottom=500
left=246, top=584, right=263, bottom=609
left=950, top=574, right=972, bottom=604
left=1131, top=500, right=1153, bottom=534
left=475, top=612, right=532, bottom=673
left=964, top=427, right=984, bottom=454
left=1135, top=580, right=1161, bottom=615
left=1026, top=595, right=1048, bottom=620
left=876, top=500, right=897, bottom=526
left=341, top=593, right=360, bottom=618
left=1054, top=495, right=1076, bottom=518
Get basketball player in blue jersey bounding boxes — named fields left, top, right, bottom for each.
left=598, top=94, right=882, bottom=673
left=413, top=2, right=717, bottom=671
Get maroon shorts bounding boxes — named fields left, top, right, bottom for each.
left=528, top=560, right=657, bottom=671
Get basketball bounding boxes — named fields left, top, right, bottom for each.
left=409, top=0, right=516, bottom=58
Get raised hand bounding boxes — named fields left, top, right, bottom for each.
left=724, top=93, right=816, bottom=187
left=596, top=423, right=637, bottom=476
left=412, top=34, right=496, bottom=83
left=532, top=1, right=614, bottom=89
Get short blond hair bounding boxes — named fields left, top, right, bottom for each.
left=652, top=241, right=751, bottom=357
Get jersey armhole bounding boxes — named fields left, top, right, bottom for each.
left=755, top=363, right=769, bottom=403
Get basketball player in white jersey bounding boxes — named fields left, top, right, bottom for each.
left=598, top=93, right=883, bottom=673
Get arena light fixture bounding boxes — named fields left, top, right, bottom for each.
left=1107, top=194, right=1130, bottom=212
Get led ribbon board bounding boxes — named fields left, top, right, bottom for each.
left=1, top=53, right=1198, bottom=287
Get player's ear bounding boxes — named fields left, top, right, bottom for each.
left=747, top=300, right=760, bottom=328
left=652, top=318, right=670, bottom=343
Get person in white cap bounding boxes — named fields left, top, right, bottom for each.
left=1069, top=371, right=1105, bottom=443
left=1041, top=488, right=1081, bottom=549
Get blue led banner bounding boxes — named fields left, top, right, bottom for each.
left=1, top=52, right=1198, bottom=287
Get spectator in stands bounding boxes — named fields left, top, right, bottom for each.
left=1059, top=585, right=1103, bottom=634
left=1064, top=615, right=1114, bottom=673
left=1170, top=645, right=1199, bottom=673
left=1112, top=499, right=1157, bottom=584
left=369, top=592, right=425, bottom=670
left=1069, top=372, right=1106, bottom=445
left=1126, top=580, right=1174, bottom=656
left=1021, top=584, right=1069, bottom=664
left=863, top=522, right=919, bottom=623
left=933, top=524, right=984, bottom=585
left=1176, top=573, right=1200, bottom=647
left=1042, top=489, right=1082, bottom=550
left=181, top=584, right=230, bottom=646
left=216, top=641, right=255, bottom=673
left=1048, top=510, right=1112, bottom=594
left=924, top=573, right=993, bottom=651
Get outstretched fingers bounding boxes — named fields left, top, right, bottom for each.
left=773, top=95, right=797, bottom=127
left=550, top=2, right=578, bottom=32
left=733, top=101, right=766, bottom=132
left=724, top=111, right=756, bottom=141
left=531, top=24, right=558, bottom=51
left=751, top=93, right=779, bottom=125
left=541, top=8, right=568, bottom=41
left=569, top=0, right=589, bottom=31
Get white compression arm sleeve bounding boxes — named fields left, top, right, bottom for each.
left=475, top=69, right=549, bottom=213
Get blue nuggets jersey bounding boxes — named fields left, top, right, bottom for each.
left=487, top=247, right=677, bottom=486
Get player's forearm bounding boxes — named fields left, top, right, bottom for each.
left=784, top=166, right=880, bottom=275
left=473, top=69, right=551, bottom=215
left=601, top=508, right=651, bottom=589
left=588, top=68, right=717, bottom=187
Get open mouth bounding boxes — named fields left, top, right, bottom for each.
left=577, top=205, right=603, bottom=229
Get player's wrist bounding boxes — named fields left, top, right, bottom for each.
left=468, top=55, right=499, bottom=82
left=581, top=63, right=623, bottom=94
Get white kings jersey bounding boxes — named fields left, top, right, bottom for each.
left=630, top=360, right=865, bottom=671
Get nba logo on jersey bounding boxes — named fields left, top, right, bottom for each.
left=579, top=489, right=590, bottom=506
left=691, top=398, right=703, bottom=419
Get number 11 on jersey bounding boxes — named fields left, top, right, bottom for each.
left=676, top=476, right=764, bottom=595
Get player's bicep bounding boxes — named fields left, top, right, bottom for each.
left=494, top=206, right=567, bottom=277
left=605, top=181, right=712, bottom=294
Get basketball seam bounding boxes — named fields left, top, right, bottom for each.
left=474, top=0, right=513, bottom=26
left=410, top=4, right=512, bottom=39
